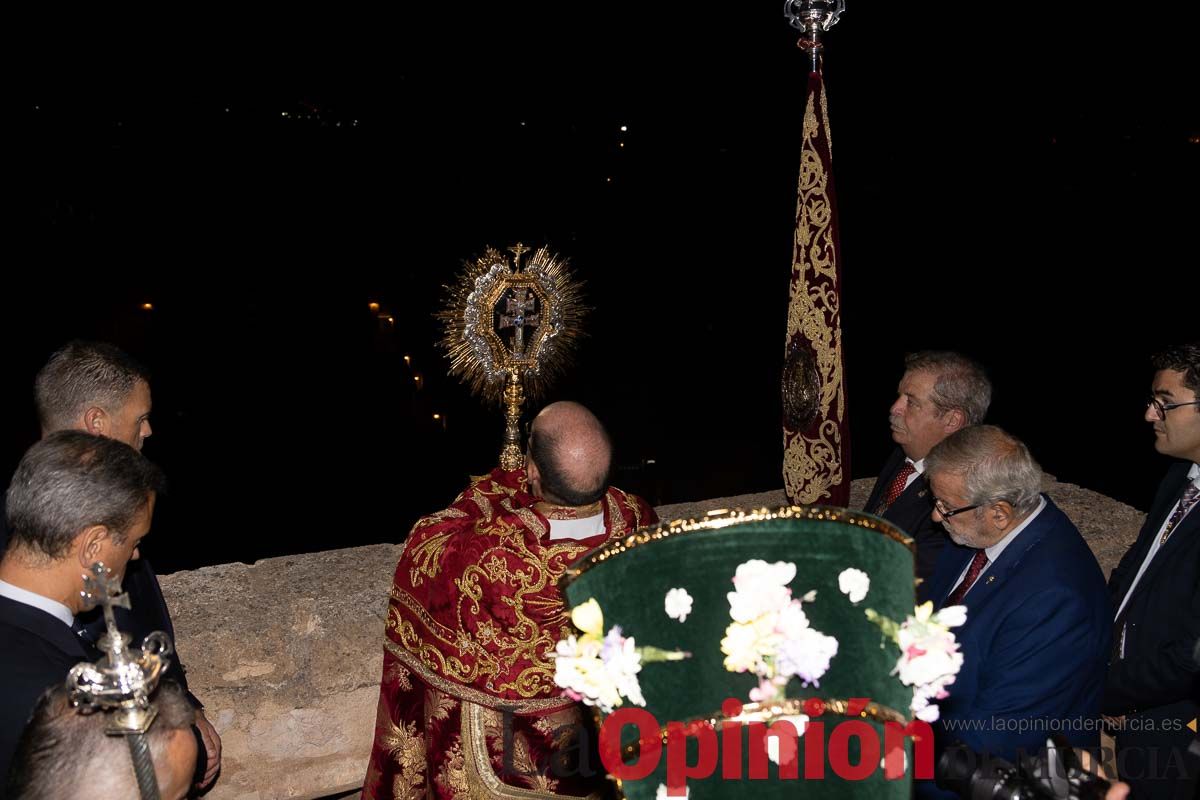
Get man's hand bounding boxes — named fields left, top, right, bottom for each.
left=1102, top=714, right=1126, bottom=730
left=194, top=709, right=222, bottom=790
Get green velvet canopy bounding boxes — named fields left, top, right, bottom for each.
left=560, top=506, right=918, bottom=800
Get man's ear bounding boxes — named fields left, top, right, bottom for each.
left=943, top=408, right=967, bottom=435
left=987, top=501, right=1014, bottom=532
left=82, top=407, right=109, bottom=437
left=76, top=525, right=111, bottom=569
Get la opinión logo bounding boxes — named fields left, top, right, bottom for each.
left=497, top=695, right=933, bottom=795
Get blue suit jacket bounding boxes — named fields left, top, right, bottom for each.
left=924, top=496, right=1111, bottom=763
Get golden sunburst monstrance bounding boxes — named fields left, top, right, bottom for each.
left=437, top=243, right=586, bottom=469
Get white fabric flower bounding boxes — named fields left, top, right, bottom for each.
left=553, top=627, right=646, bottom=713
left=656, top=784, right=689, bottom=799
left=721, top=614, right=782, bottom=673
left=607, top=634, right=646, bottom=708
left=777, top=625, right=839, bottom=686
left=890, top=601, right=967, bottom=721
left=776, top=598, right=811, bottom=639
left=728, top=560, right=795, bottom=623
left=838, top=568, right=871, bottom=604
left=664, top=588, right=694, bottom=622
left=934, top=605, right=967, bottom=628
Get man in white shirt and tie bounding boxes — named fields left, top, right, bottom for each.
left=862, top=351, right=992, bottom=591
left=0, top=431, right=164, bottom=784
left=1104, top=342, right=1200, bottom=800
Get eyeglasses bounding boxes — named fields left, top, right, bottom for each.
left=933, top=498, right=980, bottom=519
left=1146, top=397, right=1200, bottom=419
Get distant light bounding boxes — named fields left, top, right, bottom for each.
left=619, top=142, right=624, bottom=148
left=414, top=374, right=423, bottom=389
left=224, top=107, right=230, bottom=113
left=387, top=316, right=395, bottom=324
left=281, top=111, right=288, bottom=117
left=140, top=303, right=153, bottom=311
left=520, top=121, right=527, bottom=127
left=620, top=125, right=628, bottom=132
left=432, top=413, right=441, bottom=420
left=403, top=354, right=411, bottom=366
left=368, top=301, right=380, bottom=312
left=606, top=177, right=612, bottom=183
left=1189, top=135, right=1200, bottom=144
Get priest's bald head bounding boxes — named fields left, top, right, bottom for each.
left=525, top=402, right=613, bottom=507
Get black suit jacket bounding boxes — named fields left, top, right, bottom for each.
left=1105, top=460, right=1200, bottom=714
left=864, top=447, right=955, bottom=597
left=1104, top=461, right=1199, bottom=798
left=0, top=595, right=99, bottom=787
left=0, top=504, right=192, bottom=701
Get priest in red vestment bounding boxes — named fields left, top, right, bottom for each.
left=363, top=402, right=657, bottom=799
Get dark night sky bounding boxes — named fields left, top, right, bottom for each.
left=5, top=5, right=1198, bottom=571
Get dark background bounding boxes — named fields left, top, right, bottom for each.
left=5, top=4, right=1197, bottom=572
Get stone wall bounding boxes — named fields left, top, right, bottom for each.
left=158, top=479, right=1143, bottom=800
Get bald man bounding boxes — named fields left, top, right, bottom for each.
left=363, top=402, right=656, bottom=800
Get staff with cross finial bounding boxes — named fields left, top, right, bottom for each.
left=67, top=561, right=175, bottom=800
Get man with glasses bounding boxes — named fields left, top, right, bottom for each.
left=1104, top=342, right=1200, bottom=799
left=916, top=426, right=1110, bottom=799
left=863, top=351, right=991, bottom=593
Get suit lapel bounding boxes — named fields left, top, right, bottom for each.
left=1122, top=488, right=1200, bottom=606
left=0, top=596, right=94, bottom=661
left=1112, top=465, right=1195, bottom=600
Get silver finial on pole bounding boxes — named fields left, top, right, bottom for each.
left=783, top=0, right=846, bottom=70
left=67, top=562, right=175, bottom=800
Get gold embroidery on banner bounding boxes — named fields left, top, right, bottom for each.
left=784, top=76, right=845, bottom=504
left=462, top=701, right=599, bottom=800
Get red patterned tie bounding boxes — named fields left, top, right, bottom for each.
left=882, top=462, right=917, bottom=509
left=946, top=549, right=989, bottom=606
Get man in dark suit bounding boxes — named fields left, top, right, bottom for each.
left=0, top=431, right=164, bottom=784
left=863, top=351, right=991, bottom=593
left=1104, top=342, right=1200, bottom=799
left=0, top=340, right=220, bottom=790
left=918, top=426, right=1111, bottom=798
